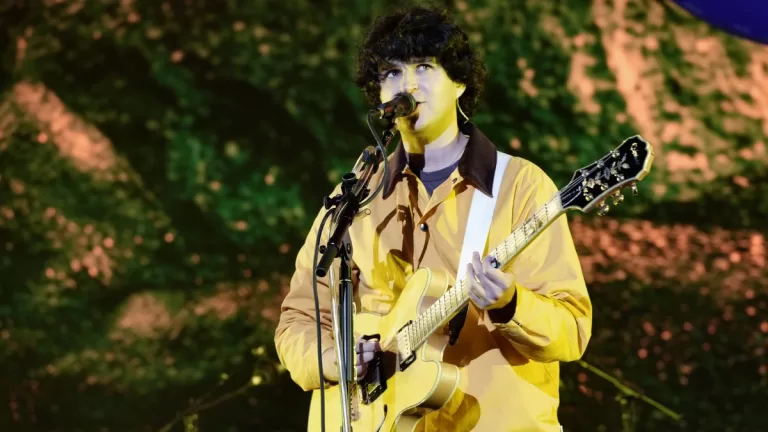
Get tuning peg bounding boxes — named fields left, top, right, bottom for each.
left=611, top=191, right=624, bottom=206
left=597, top=203, right=610, bottom=216
left=630, top=183, right=638, bottom=196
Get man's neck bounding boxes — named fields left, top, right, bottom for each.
left=401, top=121, right=468, bottom=173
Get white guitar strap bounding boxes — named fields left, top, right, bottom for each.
left=448, top=151, right=511, bottom=345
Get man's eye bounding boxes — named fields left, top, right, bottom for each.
left=380, top=70, right=400, bottom=80
left=417, top=64, right=433, bottom=70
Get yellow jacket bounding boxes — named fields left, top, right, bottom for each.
left=275, top=123, right=592, bottom=431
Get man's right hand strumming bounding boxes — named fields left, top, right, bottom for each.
left=322, top=337, right=382, bottom=383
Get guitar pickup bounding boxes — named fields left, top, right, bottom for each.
left=396, top=320, right=416, bottom=372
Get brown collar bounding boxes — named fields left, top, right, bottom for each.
left=383, top=122, right=499, bottom=199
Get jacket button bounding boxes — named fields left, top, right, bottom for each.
left=419, top=223, right=428, bottom=232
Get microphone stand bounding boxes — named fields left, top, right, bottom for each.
left=576, top=360, right=684, bottom=432
left=315, top=116, right=397, bottom=432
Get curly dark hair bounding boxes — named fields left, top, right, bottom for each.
left=354, top=5, right=487, bottom=122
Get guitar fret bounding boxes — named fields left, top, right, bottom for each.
left=502, top=241, right=507, bottom=262
left=416, top=319, right=422, bottom=342
left=454, top=285, right=459, bottom=308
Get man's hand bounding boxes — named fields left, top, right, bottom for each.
left=355, top=338, right=381, bottom=379
left=466, top=251, right=516, bottom=310
left=321, top=337, right=381, bottom=383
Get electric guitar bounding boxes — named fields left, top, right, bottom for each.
left=307, top=136, right=655, bottom=431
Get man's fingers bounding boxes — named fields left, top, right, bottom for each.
left=356, top=364, right=367, bottom=379
left=472, top=252, right=484, bottom=281
left=483, top=266, right=508, bottom=288
left=360, top=341, right=377, bottom=352
left=358, top=351, right=376, bottom=363
left=467, top=285, right=483, bottom=308
left=354, top=340, right=380, bottom=378
left=466, top=262, right=487, bottom=308
left=356, top=340, right=381, bottom=354
left=481, top=256, right=511, bottom=288
left=472, top=252, right=496, bottom=293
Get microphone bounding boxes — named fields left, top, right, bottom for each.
left=371, top=92, right=418, bottom=119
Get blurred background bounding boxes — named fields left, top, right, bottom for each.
left=0, top=0, right=766, bottom=431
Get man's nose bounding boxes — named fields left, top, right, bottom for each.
left=400, top=69, right=419, bottom=94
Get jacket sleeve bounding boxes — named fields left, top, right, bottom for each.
left=274, top=186, right=347, bottom=391
left=487, top=164, right=592, bottom=363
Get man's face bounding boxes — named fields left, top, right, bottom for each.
left=378, top=57, right=465, bottom=134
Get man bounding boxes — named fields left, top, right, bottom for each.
left=275, top=5, right=592, bottom=431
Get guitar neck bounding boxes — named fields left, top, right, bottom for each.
left=407, top=194, right=566, bottom=349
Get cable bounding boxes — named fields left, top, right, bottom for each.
left=312, top=208, right=335, bottom=432
left=359, top=114, right=397, bottom=208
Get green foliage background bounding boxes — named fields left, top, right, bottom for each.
left=0, top=0, right=767, bottom=431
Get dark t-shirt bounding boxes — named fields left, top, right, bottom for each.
left=418, top=160, right=459, bottom=196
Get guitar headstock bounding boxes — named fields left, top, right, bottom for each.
left=559, top=135, right=654, bottom=215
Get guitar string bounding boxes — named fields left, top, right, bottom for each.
left=358, top=149, right=639, bottom=356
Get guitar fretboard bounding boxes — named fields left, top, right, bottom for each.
left=404, top=194, right=565, bottom=349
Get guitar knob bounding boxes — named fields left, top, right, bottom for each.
left=612, top=192, right=624, bottom=205
left=597, top=203, right=610, bottom=216
left=630, top=183, right=638, bottom=196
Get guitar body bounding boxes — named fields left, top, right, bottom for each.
left=307, top=268, right=460, bottom=432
